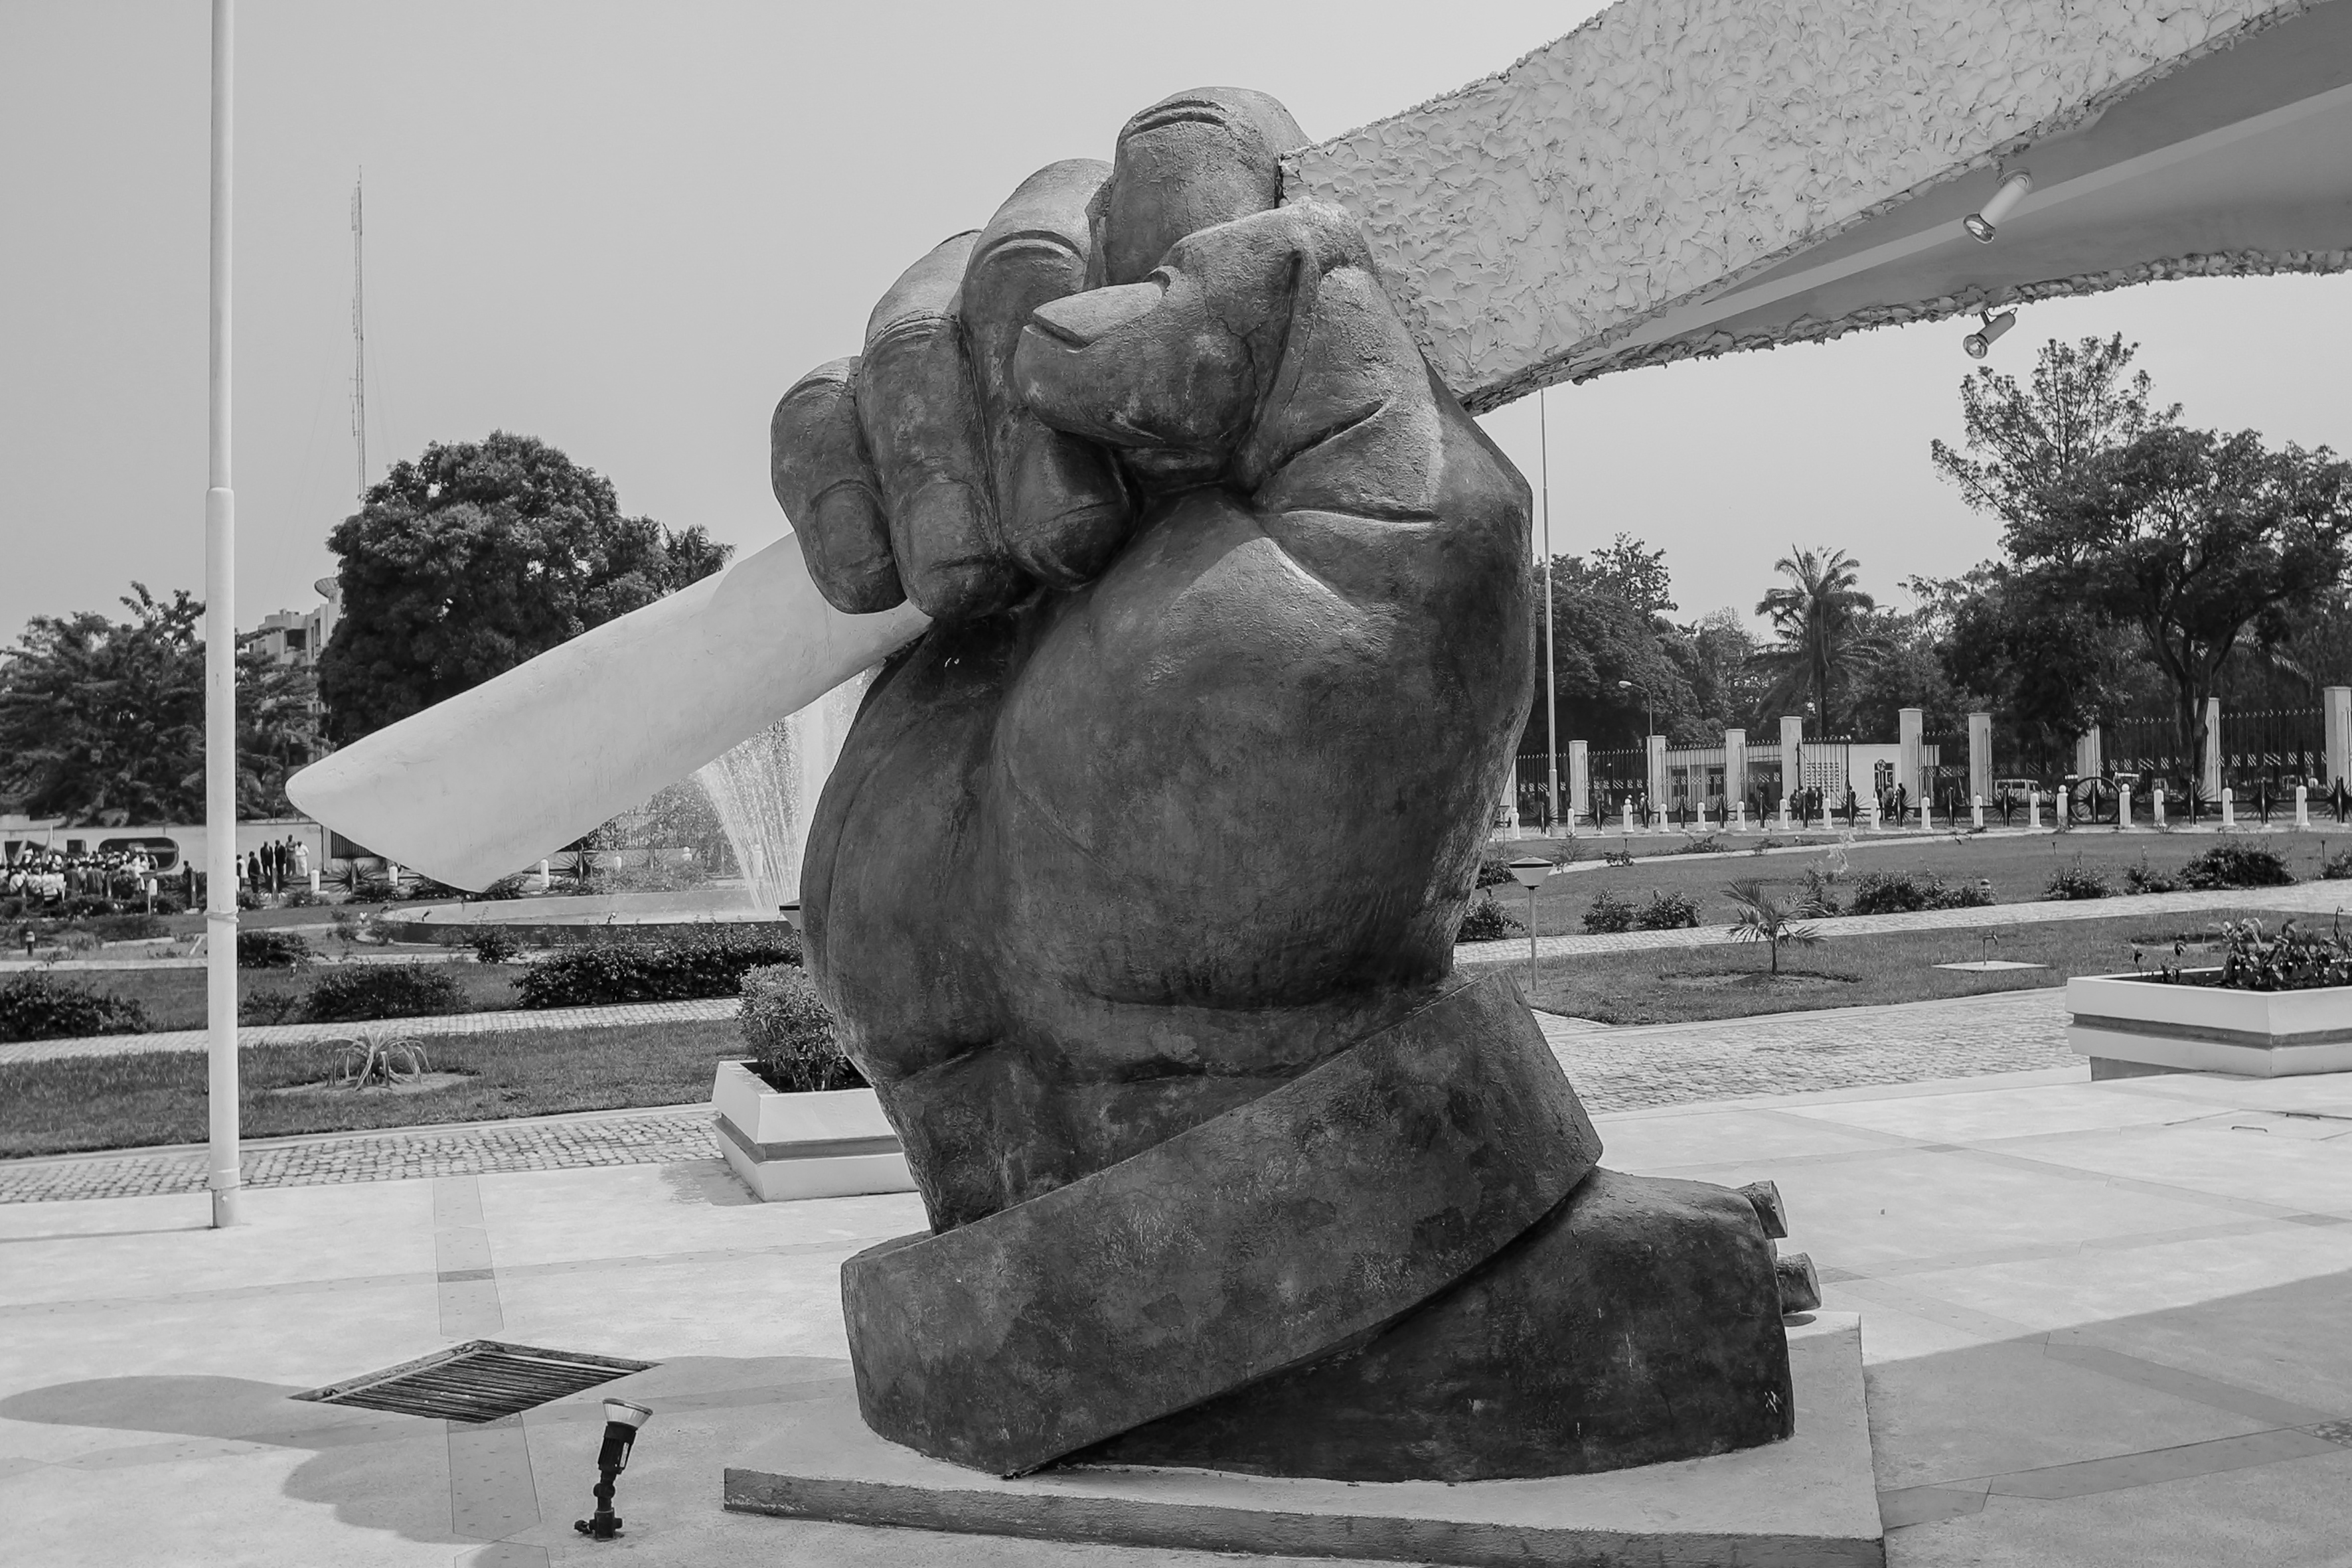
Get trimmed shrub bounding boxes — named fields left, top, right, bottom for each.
left=2124, top=857, right=2183, bottom=894
left=479, top=873, right=533, bottom=901
left=739, top=964, right=864, bottom=1093
left=471, top=927, right=522, bottom=965
left=2178, top=842, right=2295, bottom=890
left=2045, top=857, right=2111, bottom=902
left=1455, top=897, right=1524, bottom=943
left=238, top=929, right=312, bottom=969
left=87, top=912, right=169, bottom=942
left=240, top=988, right=305, bottom=1026
left=301, top=963, right=466, bottom=1023
left=1633, top=890, right=1701, bottom=930
left=0, top=975, right=148, bottom=1042
left=515, top=927, right=801, bottom=1009
left=2321, top=846, right=2352, bottom=881
left=1583, top=890, right=1635, bottom=934
left=1847, top=870, right=1993, bottom=916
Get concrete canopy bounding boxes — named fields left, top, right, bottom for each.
left=1292, top=0, right=2352, bottom=409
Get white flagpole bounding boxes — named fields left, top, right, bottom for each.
left=205, top=0, right=240, bottom=1228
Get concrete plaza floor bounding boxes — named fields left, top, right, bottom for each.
left=6, top=1061, right=2352, bottom=1566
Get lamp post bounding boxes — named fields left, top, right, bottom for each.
left=575, top=1399, right=653, bottom=1541
left=1539, top=390, right=1560, bottom=834
left=1616, top=678, right=1654, bottom=742
left=1506, top=857, right=1553, bottom=998
left=1619, top=678, right=1654, bottom=826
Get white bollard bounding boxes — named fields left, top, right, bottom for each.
left=1970, top=794, right=1985, bottom=829
left=2296, top=785, right=2310, bottom=828
left=537, top=858, right=552, bottom=891
left=2027, top=789, right=2042, bottom=830
left=1733, top=801, right=1747, bottom=831
left=308, top=868, right=320, bottom=896
left=1622, top=798, right=1635, bottom=835
left=1780, top=797, right=1795, bottom=832
left=2153, top=791, right=2166, bottom=828
left=2221, top=788, right=2235, bottom=828
left=2120, top=789, right=2132, bottom=829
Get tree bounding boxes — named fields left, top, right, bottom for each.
left=1926, top=564, right=2138, bottom=775
left=2027, top=424, right=2352, bottom=773
left=318, top=432, right=733, bottom=742
left=1723, top=878, right=1820, bottom=976
left=1529, top=536, right=1705, bottom=749
left=1930, top=334, right=2177, bottom=542
left=0, top=584, right=319, bottom=823
left=1753, top=547, right=1881, bottom=729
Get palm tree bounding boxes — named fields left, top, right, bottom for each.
left=1754, top=548, right=1881, bottom=730
left=1724, top=879, right=1822, bottom=976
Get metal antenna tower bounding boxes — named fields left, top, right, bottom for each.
left=351, top=173, right=367, bottom=499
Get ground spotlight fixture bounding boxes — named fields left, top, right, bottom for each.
left=1962, top=309, right=2017, bottom=360
left=1963, top=169, right=2032, bottom=242
left=574, top=1398, right=653, bottom=1541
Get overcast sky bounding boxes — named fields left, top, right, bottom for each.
left=4, top=0, right=2347, bottom=647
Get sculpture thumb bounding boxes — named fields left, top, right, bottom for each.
left=285, top=533, right=930, bottom=891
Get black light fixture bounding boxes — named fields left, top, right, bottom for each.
left=1962, top=308, right=2017, bottom=359
left=574, top=1398, right=653, bottom=1541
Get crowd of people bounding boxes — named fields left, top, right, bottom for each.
left=2, top=844, right=166, bottom=906
left=242, top=836, right=312, bottom=896
left=3, top=835, right=314, bottom=909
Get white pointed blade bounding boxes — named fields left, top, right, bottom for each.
left=285, top=534, right=927, bottom=891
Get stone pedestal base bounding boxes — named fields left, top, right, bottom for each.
left=724, top=1313, right=1881, bottom=1567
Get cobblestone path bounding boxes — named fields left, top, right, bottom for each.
left=3, top=988, right=2090, bottom=1204
left=1456, top=878, right=2352, bottom=966
left=0, top=996, right=740, bottom=1067
left=0, top=1105, right=721, bottom=1204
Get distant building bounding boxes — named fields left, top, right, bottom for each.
left=248, top=576, right=341, bottom=668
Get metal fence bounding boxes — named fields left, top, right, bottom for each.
left=1587, top=746, right=1648, bottom=823
left=2219, top=706, right=2327, bottom=793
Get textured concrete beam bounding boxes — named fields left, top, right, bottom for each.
left=1290, top=0, right=2352, bottom=408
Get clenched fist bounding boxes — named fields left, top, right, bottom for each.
left=771, top=89, right=1531, bottom=1229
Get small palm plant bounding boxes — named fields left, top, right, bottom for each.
left=1724, top=879, right=1822, bottom=977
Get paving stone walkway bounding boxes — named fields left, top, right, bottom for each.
left=0, top=995, right=740, bottom=1067
left=0, top=1104, right=721, bottom=1204
left=0, top=988, right=2085, bottom=1204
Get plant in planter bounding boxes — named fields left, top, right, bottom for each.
left=2068, top=914, right=2352, bottom=1078
left=740, top=965, right=866, bottom=1091
left=712, top=965, right=908, bottom=1202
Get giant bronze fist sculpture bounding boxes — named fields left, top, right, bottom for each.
left=771, top=89, right=1793, bottom=1481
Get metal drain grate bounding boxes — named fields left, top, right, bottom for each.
left=292, top=1340, right=656, bottom=1423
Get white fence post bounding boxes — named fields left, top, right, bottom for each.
left=1971, top=794, right=1984, bottom=829
left=2221, top=787, right=2235, bottom=828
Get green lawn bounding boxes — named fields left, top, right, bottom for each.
left=1518, top=904, right=2309, bottom=1026
left=1484, top=831, right=2351, bottom=935
left=80, top=961, right=526, bottom=1032
left=0, top=1018, right=747, bottom=1158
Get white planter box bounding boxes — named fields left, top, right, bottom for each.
left=711, top=1059, right=917, bottom=1202
left=2067, top=971, right=2352, bottom=1079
